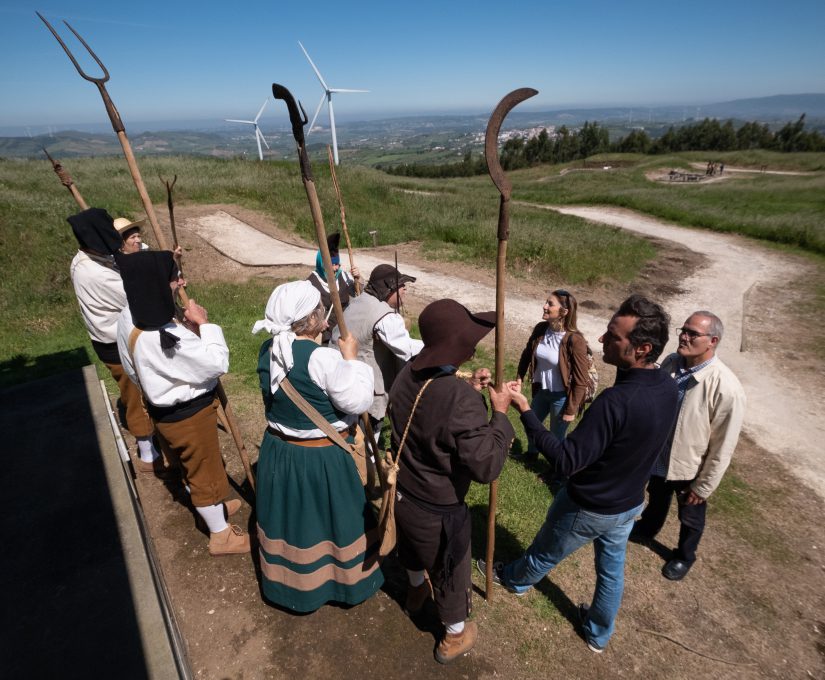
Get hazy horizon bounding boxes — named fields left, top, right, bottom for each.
left=2, top=0, right=823, bottom=135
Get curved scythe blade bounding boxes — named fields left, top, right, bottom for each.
left=484, top=88, right=538, bottom=199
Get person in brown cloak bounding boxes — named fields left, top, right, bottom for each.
left=388, top=299, right=514, bottom=664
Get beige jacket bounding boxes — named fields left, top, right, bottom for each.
left=661, top=353, right=746, bottom=499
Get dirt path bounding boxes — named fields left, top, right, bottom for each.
left=184, top=204, right=825, bottom=499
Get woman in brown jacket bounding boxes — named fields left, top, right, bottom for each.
left=515, top=289, right=590, bottom=463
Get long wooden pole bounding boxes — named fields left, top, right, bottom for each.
left=327, top=145, right=361, bottom=295
left=43, top=148, right=89, bottom=210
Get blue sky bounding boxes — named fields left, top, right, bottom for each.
left=1, top=0, right=823, bottom=133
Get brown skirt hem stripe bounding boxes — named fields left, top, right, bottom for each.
left=258, top=548, right=381, bottom=591
left=257, top=526, right=379, bottom=564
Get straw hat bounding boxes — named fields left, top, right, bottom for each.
left=113, top=217, right=145, bottom=236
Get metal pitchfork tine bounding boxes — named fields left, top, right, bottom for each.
left=36, top=12, right=125, bottom=133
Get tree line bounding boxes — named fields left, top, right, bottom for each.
left=381, top=115, right=825, bottom=178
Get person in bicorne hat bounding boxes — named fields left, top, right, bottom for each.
left=306, top=232, right=360, bottom=343
left=116, top=250, right=249, bottom=557
left=331, top=263, right=424, bottom=443
left=67, top=207, right=161, bottom=473
left=388, top=299, right=515, bottom=665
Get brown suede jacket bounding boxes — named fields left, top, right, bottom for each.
left=516, top=322, right=591, bottom=417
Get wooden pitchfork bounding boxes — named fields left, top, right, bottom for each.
left=327, top=145, right=361, bottom=295
left=36, top=12, right=168, bottom=251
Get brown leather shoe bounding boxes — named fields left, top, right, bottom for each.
left=435, top=621, right=478, bottom=664
left=405, top=578, right=433, bottom=615
left=208, top=524, right=250, bottom=556
left=134, top=457, right=178, bottom=480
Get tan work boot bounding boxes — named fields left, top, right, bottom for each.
left=224, top=498, right=242, bottom=518
left=134, top=457, right=178, bottom=480
left=208, top=525, right=250, bottom=556
left=435, top=621, right=478, bottom=664
left=405, top=578, right=433, bottom=615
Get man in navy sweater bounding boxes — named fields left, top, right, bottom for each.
left=483, top=295, right=679, bottom=653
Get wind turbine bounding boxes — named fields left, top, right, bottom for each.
left=299, top=41, right=368, bottom=165
left=225, top=99, right=270, bottom=161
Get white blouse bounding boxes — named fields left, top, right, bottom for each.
left=117, top=307, right=229, bottom=407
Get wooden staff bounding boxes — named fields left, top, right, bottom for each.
left=158, top=175, right=256, bottom=492
left=483, top=87, right=539, bottom=600
left=43, top=147, right=88, bottom=209
left=327, top=145, right=361, bottom=295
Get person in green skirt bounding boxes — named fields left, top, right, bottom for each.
left=251, top=280, right=384, bottom=612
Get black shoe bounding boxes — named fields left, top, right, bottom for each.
left=476, top=559, right=527, bottom=597
left=662, top=558, right=693, bottom=581
left=576, top=604, right=605, bottom=654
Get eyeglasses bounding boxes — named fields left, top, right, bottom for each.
left=553, top=289, right=570, bottom=298
left=677, top=327, right=711, bottom=340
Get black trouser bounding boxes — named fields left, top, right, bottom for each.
left=635, top=476, right=706, bottom=564
left=395, top=492, right=472, bottom=625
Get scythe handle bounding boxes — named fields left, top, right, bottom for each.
left=483, top=86, right=539, bottom=601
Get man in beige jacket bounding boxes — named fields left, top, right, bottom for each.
left=632, top=310, right=745, bottom=581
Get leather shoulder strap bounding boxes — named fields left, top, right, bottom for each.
left=279, top=377, right=357, bottom=455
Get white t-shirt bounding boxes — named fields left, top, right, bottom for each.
left=534, top=329, right=566, bottom=391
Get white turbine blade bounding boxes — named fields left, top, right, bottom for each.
left=257, top=127, right=270, bottom=150
left=225, top=119, right=255, bottom=124
left=298, top=41, right=329, bottom=92
left=255, top=127, right=263, bottom=161
left=307, top=93, right=326, bottom=136
left=328, top=97, right=339, bottom=166
left=329, top=89, right=369, bottom=93
left=254, top=98, right=268, bottom=123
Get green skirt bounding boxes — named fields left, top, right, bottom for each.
left=256, top=431, right=384, bottom=612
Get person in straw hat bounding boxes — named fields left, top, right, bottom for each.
left=116, top=250, right=249, bottom=557
left=67, top=207, right=162, bottom=474
left=388, top=299, right=515, bottom=664
left=252, top=280, right=383, bottom=612
left=113, top=216, right=148, bottom=254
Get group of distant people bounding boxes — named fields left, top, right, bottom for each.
left=705, top=160, right=725, bottom=175
left=68, top=208, right=745, bottom=664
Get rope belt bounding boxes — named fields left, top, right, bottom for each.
left=267, top=425, right=353, bottom=448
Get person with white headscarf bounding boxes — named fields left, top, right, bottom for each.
left=252, top=280, right=382, bottom=612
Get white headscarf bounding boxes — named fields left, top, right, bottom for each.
left=252, top=280, right=321, bottom=393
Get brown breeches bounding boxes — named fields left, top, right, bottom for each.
left=395, top=493, right=472, bottom=625
left=105, top=362, right=153, bottom=438
left=154, top=399, right=230, bottom=507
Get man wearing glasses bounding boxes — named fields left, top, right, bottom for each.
left=632, top=311, right=746, bottom=581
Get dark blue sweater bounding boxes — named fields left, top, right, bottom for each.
left=522, top=367, right=678, bottom=514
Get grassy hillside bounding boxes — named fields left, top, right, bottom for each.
left=2, top=151, right=823, bottom=387
left=0, top=154, right=652, bottom=387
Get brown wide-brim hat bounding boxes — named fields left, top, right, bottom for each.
left=411, top=299, right=496, bottom=370
left=113, top=216, right=145, bottom=236
left=365, top=263, right=416, bottom=302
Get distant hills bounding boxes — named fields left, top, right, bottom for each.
left=2, top=94, right=823, bottom=162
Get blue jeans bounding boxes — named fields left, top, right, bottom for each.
left=527, top=388, right=569, bottom=453
left=502, top=487, right=643, bottom=650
